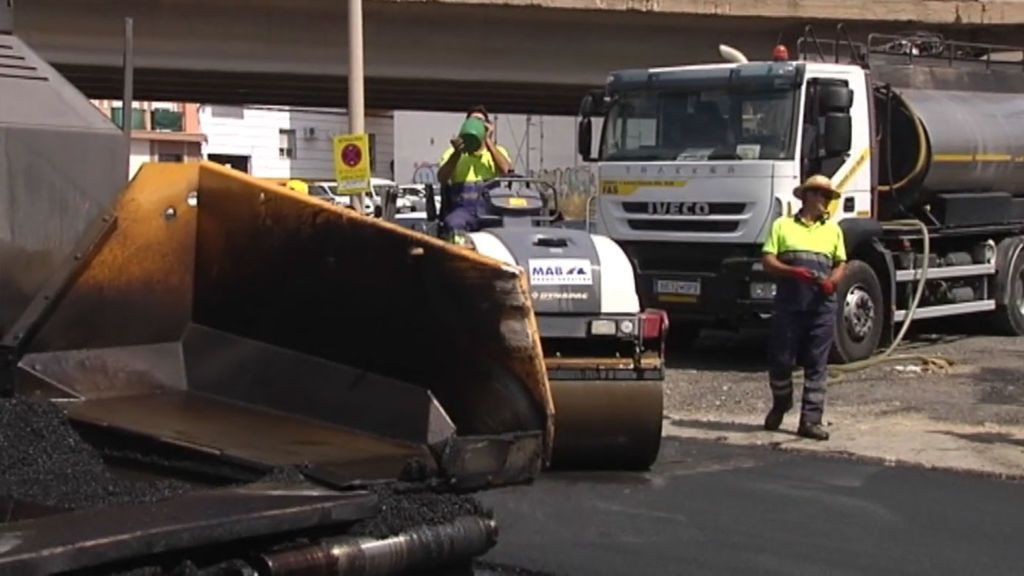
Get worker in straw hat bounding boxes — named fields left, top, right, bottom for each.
left=760, top=174, right=847, bottom=441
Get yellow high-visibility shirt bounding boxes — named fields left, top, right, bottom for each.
left=439, top=145, right=511, bottom=184
left=762, top=214, right=846, bottom=264
left=763, top=213, right=846, bottom=311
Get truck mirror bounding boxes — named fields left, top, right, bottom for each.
left=820, top=85, right=853, bottom=113
left=579, top=93, right=595, bottom=117
left=578, top=117, right=594, bottom=161
left=824, top=113, right=852, bottom=157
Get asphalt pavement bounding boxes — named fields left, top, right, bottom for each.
left=476, top=437, right=1024, bottom=575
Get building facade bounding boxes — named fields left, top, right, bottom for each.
left=89, top=100, right=586, bottom=190
left=91, top=100, right=205, bottom=178
left=199, top=105, right=395, bottom=181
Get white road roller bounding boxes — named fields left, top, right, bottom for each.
left=395, top=176, right=668, bottom=470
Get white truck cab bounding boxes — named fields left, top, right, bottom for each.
left=579, top=57, right=869, bottom=338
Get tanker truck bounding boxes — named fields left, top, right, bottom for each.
left=576, top=27, right=1024, bottom=362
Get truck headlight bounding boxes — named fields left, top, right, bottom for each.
left=590, top=319, right=617, bottom=336
left=619, top=319, right=635, bottom=335
left=749, top=282, right=777, bottom=300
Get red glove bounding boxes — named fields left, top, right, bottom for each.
left=819, top=279, right=837, bottom=296
left=790, top=267, right=818, bottom=285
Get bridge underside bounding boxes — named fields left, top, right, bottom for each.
left=57, top=65, right=595, bottom=115
left=16, top=0, right=1024, bottom=114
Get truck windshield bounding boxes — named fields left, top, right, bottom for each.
left=600, top=86, right=797, bottom=162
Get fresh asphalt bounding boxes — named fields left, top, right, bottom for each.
left=476, top=437, right=1024, bottom=575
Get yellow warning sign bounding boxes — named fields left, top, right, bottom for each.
left=600, top=180, right=688, bottom=196
left=333, top=133, right=371, bottom=194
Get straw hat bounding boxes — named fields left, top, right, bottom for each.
left=793, top=174, right=840, bottom=201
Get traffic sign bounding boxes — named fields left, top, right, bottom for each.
left=333, top=133, right=371, bottom=194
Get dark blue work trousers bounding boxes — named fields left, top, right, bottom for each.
left=768, top=302, right=836, bottom=424
left=443, top=184, right=487, bottom=233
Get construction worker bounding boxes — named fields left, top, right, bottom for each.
left=285, top=179, right=309, bottom=195
left=436, top=105, right=512, bottom=241
left=761, top=174, right=847, bottom=441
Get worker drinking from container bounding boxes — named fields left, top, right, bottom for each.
left=761, top=174, right=847, bottom=441
left=436, top=105, right=513, bottom=242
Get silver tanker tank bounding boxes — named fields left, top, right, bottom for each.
left=874, top=62, right=1024, bottom=221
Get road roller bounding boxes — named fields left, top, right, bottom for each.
left=393, top=177, right=668, bottom=471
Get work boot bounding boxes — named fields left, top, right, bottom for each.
left=763, top=396, right=793, bottom=431
left=797, top=421, right=830, bottom=441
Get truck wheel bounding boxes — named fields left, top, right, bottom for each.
left=831, top=261, right=884, bottom=364
left=993, top=246, right=1024, bottom=335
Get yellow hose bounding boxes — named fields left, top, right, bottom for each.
left=877, top=108, right=929, bottom=194
left=786, top=219, right=953, bottom=385
left=826, top=219, right=953, bottom=382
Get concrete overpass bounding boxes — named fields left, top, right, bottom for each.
left=12, top=0, right=1024, bottom=114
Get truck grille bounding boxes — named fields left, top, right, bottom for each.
left=621, top=202, right=746, bottom=215
left=627, top=220, right=740, bottom=233
left=619, top=242, right=761, bottom=273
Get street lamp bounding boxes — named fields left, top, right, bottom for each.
left=348, top=0, right=364, bottom=135
left=349, top=0, right=367, bottom=210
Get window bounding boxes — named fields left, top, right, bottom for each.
left=279, top=129, right=296, bottom=160
left=600, top=84, right=798, bottom=162
left=158, top=153, right=184, bottom=163
left=151, top=109, right=184, bottom=132
left=111, top=107, right=146, bottom=130
left=800, top=78, right=852, bottom=180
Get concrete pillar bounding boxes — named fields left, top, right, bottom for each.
left=1, top=0, right=14, bottom=34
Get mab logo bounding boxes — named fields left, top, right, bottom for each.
left=527, top=258, right=594, bottom=286
left=534, top=264, right=587, bottom=275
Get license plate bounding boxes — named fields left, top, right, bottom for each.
left=656, top=279, right=701, bottom=296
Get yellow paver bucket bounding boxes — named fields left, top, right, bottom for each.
left=9, top=162, right=554, bottom=489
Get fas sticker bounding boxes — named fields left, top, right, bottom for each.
left=528, top=258, right=593, bottom=286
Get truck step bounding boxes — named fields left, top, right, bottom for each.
left=894, top=300, right=996, bottom=322
left=894, top=263, right=995, bottom=282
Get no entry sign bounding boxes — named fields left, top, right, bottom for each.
left=333, top=133, right=371, bottom=194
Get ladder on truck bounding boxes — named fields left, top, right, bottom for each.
left=796, top=23, right=1024, bottom=72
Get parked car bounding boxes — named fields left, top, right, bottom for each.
left=368, top=178, right=413, bottom=215
left=307, top=181, right=374, bottom=215
left=397, top=182, right=442, bottom=214
left=399, top=184, right=430, bottom=212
